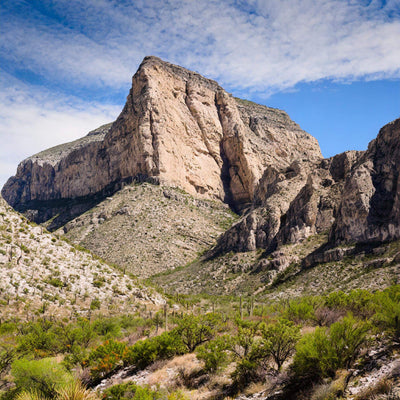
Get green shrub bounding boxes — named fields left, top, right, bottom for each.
left=231, top=358, right=260, bottom=389
left=90, top=299, right=101, bottom=311
left=102, top=383, right=188, bottom=400
left=17, top=320, right=58, bottom=357
left=46, top=278, right=65, bottom=288
left=11, top=357, right=73, bottom=398
left=293, top=315, right=369, bottom=380
left=88, top=340, right=127, bottom=380
left=373, top=286, right=400, bottom=341
left=92, top=318, right=121, bottom=338
left=283, top=298, right=317, bottom=323
left=123, top=338, right=158, bottom=370
left=175, top=313, right=220, bottom=352
left=228, top=320, right=265, bottom=388
left=196, top=336, right=229, bottom=373
left=123, top=331, right=184, bottom=371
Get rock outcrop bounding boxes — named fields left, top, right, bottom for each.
left=209, top=151, right=362, bottom=255
left=2, top=56, right=321, bottom=228
left=331, top=118, right=400, bottom=244
left=211, top=117, right=400, bottom=258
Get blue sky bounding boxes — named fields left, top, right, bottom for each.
left=1, top=0, right=399, bottom=187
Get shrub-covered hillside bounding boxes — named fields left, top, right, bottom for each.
left=0, top=196, right=164, bottom=320
left=1, top=286, right=399, bottom=400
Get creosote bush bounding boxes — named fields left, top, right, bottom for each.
left=293, top=314, right=370, bottom=380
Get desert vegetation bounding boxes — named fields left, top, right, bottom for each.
left=1, top=285, right=399, bottom=399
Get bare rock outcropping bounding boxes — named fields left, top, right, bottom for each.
left=2, top=56, right=321, bottom=228
left=209, top=150, right=362, bottom=255
left=331, top=118, right=400, bottom=244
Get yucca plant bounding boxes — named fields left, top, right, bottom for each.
left=56, top=380, right=99, bottom=400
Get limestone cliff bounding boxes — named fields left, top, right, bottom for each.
left=208, top=151, right=362, bottom=255
left=331, top=118, right=400, bottom=244
left=1, top=56, right=321, bottom=227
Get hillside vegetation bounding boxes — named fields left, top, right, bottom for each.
left=1, top=285, right=399, bottom=399
left=0, top=196, right=163, bottom=321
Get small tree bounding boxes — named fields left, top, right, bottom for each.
left=293, top=315, right=369, bottom=380
left=228, top=319, right=265, bottom=388
left=374, top=287, right=400, bottom=341
left=175, top=314, right=219, bottom=353
left=262, top=318, right=300, bottom=371
left=196, top=336, right=229, bottom=373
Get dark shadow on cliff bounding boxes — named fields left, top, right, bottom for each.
left=11, top=175, right=159, bottom=231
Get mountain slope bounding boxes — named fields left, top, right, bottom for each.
left=0, top=196, right=163, bottom=320
left=58, top=182, right=237, bottom=277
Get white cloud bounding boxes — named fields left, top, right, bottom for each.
left=0, top=74, right=120, bottom=187
left=0, top=0, right=399, bottom=187
left=1, top=0, right=399, bottom=94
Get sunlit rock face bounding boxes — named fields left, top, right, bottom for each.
left=331, top=118, right=400, bottom=244
left=2, top=56, right=321, bottom=227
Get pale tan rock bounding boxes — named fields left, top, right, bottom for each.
left=2, top=56, right=321, bottom=226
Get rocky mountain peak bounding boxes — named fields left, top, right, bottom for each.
left=2, top=56, right=321, bottom=228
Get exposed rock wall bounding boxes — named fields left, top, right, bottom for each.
left=331, top=118, right=400, bottom=244
left=2, top=56, right=321, bottom=225
left=209, top=151, right=362, bottom=256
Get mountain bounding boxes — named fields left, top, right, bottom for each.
left=2, top=56, right=400, bottom=292
left=1, top=56, right=321, bottom=228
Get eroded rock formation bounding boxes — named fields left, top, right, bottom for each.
left=331, top=118, right=400, bottom=244
left=2, top=56, right=321, bottom=227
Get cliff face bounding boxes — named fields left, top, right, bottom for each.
left=208, top=151, right=363, bottom=255
left=331, top=118, right=400, bottom=244
left=1, top=56, right=321, bottom=226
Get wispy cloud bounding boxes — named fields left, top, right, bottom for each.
left=0, top=72, right=120, bottom=187
left=0, top=0, right=399, bottom=186
left=1, top=0, right=399, bottom=94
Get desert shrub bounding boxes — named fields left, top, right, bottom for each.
left=313, top=307, right=345, bottom=327
left=123, top=331, right=183, bottom=370
left=11, top=357, right=73, bottom=398
left=283, top=297, right=317, bottom=323
left=174, top=313, right=220, bottom=353
left=88, top=340, right=127, bottom=380
left=231, top=358, right=261, bottom=389
left=54, top=319, right=96, bottom=352
left=228, top=320, right=265, bottom=388
left=0, top=321, right=17, bottom=335
left=56, top=380, right=98, bottom=400
left=227, top=319, right=262, bottom=360
left=196, top=336, right=229, bottom=373
left=90, top=299, right=101, bottom=311
left=123, top=338, right=158, bottom=371
left=322, top=289, right=374, bottom=318
left=293, top=315, right=369, bottom=380
left=17, top=320, right=58, bottom=357
left=92, top=318, right=121, bottom=338
left=373, top=286, right=400, bottom=341
left=261, top=318, right=301, bottom=371
left=0, top=344, right=15, bottom=375
left=15, top=391, right=46, bottom=400
left=102, top=383, right=187, bottom=400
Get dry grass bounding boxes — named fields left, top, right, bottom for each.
left=354, top=378, right=394, bottom=400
